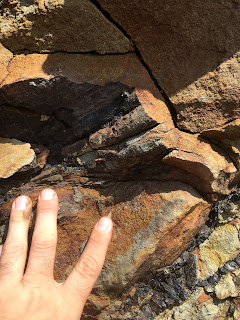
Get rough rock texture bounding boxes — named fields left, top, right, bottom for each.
left=0, top=43, right=13, bottom=85
left=0, top=1, right=240, bottom=318
left=75, top=106, right=236, bottom=195
left=202, top=119, right=240, bottom=169
left=195, top=221, right=240, bottom=279
left=215, top=273, right=239, bottom=300
left=171, top=53, right=240, bottom=132
left=0, top=138, right=35, bottom=178
left=98, top=197, right=240, bottom=320
left=0, top=0, right=133, bottom=53
left=0, top=51, right=160, bottom=95
left=0, top=50, right=161, bottom=153
left=98, top=0, right=240, bottom=132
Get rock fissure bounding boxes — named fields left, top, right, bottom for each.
left=89, top=0, right=179, bottom=127
left=0, top=2, right=240, bottom=319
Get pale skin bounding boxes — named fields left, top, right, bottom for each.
left=0, top=188, right=113, bottom=320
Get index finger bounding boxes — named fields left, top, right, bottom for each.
left=61, top=216, right=112, bottom=311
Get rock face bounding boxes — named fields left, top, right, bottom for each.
left=0, top=43, right=13, bottom=85
left=97, top=0, right=240, bottom=132
left=0, top=1, right=240, bottom=318
left=171, top=53, right=240, bottom=132
left=0, top=138, right=35, bottom=178
left=202, top=119, right=240, bottom=169
left=0, top=0, right=133, bottom=53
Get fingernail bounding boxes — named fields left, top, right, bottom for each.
left=14, top=196, right=29, bottom=210
left=0, top=245, right=2, bottom=256
left=39, top=189, right=55, bottom=200
left=96, top=217, right=112, bottom=232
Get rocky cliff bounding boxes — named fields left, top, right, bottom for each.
left=0, top=1, right=240, bottom=319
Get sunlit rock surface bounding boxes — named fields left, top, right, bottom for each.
left=0, top=138, right=35, bottom=178
left=0, top=1, right=240, bottom=317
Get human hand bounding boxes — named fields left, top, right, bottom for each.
left=0, top=188, right=113, bottom=320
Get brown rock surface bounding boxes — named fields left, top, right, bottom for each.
left=97, top=0, right=240, bottom=132
left=0, top=43, right=13, bottom=85
left=1, top=51, right=160, bottom=96
left=0, top=0, right=133, bottom=53
left=201, top=119, right=240, bottom=169
left=0, top=52, right=163, bottom=153
left=0, top=2, right=240, bottom=318
left=77, top=122, right=237, bottom=195
left=171, top=53, right=240, bottom=132
left=0, top=138, right=35, bottom=178
left=0, top=177, right=210, bottom=296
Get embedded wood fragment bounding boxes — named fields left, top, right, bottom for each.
left=89, top=90, right=174, bottom=149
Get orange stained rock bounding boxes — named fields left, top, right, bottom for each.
left=1, top=52, right=161, bottom=98
left=0, top=44, right=13, bottom=85
left=0, top=138, right=35, bottom=178
left=198, top=291, right=212, bottom=303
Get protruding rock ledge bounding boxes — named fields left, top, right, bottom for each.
left=89, top=90, right=174, bottom=149
left=201, top=119, right=240, bottom=169
left=0, top=138, right=35, bottom=179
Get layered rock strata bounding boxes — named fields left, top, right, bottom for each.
left=0, top=1, right=240, bottom=318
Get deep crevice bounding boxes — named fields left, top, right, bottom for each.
left=12, top=48, right=134, bottom=56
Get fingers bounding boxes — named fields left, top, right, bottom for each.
left=62, top=216, right=112, bottom=311
left=0, top=195, right=32, bottom=282
left=24, top=189, right=58, bottom=283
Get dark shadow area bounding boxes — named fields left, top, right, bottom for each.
left=0, top=79, right=139, bottom=155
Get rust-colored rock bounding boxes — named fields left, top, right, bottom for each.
left=1, top=52, right=160, bottom=97
left=61, top=138, right=93, bottom=157
left=162, top=131, right=237, bottom=195
left=0, top=51, right=164, bottom=153
left=0, top=177, right=209, bottom=296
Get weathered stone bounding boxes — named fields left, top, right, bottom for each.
left=0, top=104, right=75, bottom=154
left=171, top=53, right=240, bottom=132
left=215, top=273, right=239, bottom=300
left=78, top=125, right=237, bottom=195
left=61, top=138, right=93, bottom=157
left=116, top=287, right=230, bottom=320
left=202, top=119, right=240, bottom=169
left=0, top=138, right=35, bottom=178
left=98, top=0, right=240, bottom=132
left=89, top=90, right=174, bottom=149
left=95, top=181, right=209, bottom=292
left=0, top=178, right=209, bottom=296
left=162, top=132, right=237, bottom=195
left=0, top=0, right=133, bottom=53
left=195, top=222, right=240, bottom=279
left=1, top=52, right=160, bottom=96
left=0, top=43, right=13, bottom=85
left=0, top=51, right=163, bottom=153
